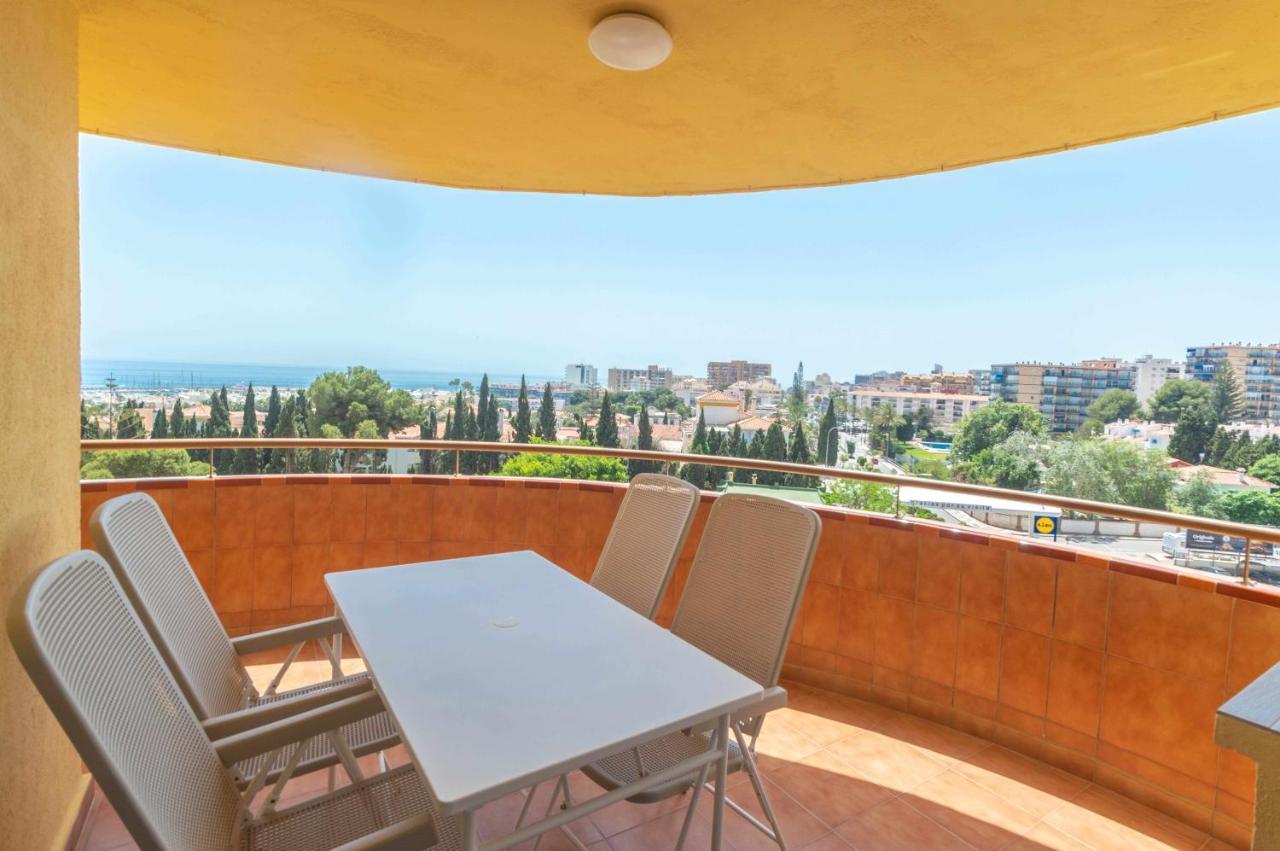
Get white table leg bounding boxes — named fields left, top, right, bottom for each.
left=464, top=809, right=479, bottom=851
left=712, top=713, right=729, bottom=850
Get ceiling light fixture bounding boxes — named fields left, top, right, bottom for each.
left=588, top=13, right=672, bottom=71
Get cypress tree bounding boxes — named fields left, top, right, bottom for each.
left=760, top=422, right=788, bottom=485
left=81, top=401, right=101, bottom=439
left=419, top=407, right=439, bottom=473
left=485, top=393, right=501, bottom=471
left=538, top=382, right=557, bottom=441
left=170, top=398, right=186, bottom=439
left=263, top=386, right=282, bottom=436
left=682, top=412, right=710, bottom=488
left=817, top=398, right=838, bottom=465
left=596, top=391, right=619, bottom=448
left=116, top=407, right=145, bottom=440
left=629, top=405, right=656, bottom=477
left=515, top=376, right=532, bottom=445
left=787, top=420, right=818, bottom=487
left=151, top=405, right=169, bottom=439
left=476, top=375, right=492, bottom=472
left=706, top=429, right=726, bottom=488
left=232, top=383, right=259, bottom=474
left=577, top=413, right=595, bottom=446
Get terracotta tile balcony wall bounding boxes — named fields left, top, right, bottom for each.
left=80, top=474, right=1280, bottom=848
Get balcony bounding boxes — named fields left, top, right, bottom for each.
left=74, top=446, right=1280, bottom=849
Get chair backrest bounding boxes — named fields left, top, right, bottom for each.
left=91, top=492, right=252, bottom=719
left=7, top=552, right=241, bottom=851
left=671, top=493, right=821, bottom=688
left=590, top=474, right=701, bottom=619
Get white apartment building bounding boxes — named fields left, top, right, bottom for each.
left=850, top=389, right=988, bottom=427
left=563, top=363, right=598, bottom=386
left=1130, top=355, right=1183, bottom=405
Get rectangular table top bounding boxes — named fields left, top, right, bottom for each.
left=327, top=550, right=763, bottom=814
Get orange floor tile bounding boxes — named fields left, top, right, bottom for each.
left=77, top=661, right=1229, bottom=850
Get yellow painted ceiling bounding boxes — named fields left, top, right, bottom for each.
left=79, top=1, right=1280, bottom=196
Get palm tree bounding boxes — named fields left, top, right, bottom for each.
left=868, top=403, right=902, bottom=458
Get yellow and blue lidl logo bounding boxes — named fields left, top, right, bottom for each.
left=1033, top=515, right=1058, bottom=536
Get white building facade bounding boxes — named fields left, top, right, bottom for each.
left=850, top=390, right=988, bottom=428
left=564, top=363, right=598, bottom=386
left=1130, top=355, right=1184, bottom=405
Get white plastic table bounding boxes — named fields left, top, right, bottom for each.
left=327, top=550, right=763, bottom=851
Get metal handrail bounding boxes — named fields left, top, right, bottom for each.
left=80, top=437, right=1280, bottom=548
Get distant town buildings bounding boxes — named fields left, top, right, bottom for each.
left=695, top=390, right=742, bottom=427
left=848, top=389, right=988, bottom=428
left=969, top=369, right=993, bottom=398
left=707, top=360, right=771, bottom=387
left=990, top=358, right=1134, bottom=432
left=607, top=364, right=674, bottom=391
left=563, top=363, right=598, bottom=387
left=1131, top=355, right=1184, bottom=406
left=1103, top=420, right=1175, bottom=451
left=899, top=372, right=977, bottom=395
left=1186, top=342, right=1280, bottom=422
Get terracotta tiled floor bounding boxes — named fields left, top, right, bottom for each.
left=78, top=660, right=1230, bottom=851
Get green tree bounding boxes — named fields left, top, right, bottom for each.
left=1171, top=470, right=1221, bottom=518
left=115, top=407, right=145, bottom=440
left=1037, top=439, right=1175, bottom=509
left=759, top=421, right=789, bottom=486
left=1168, top=403, right=1218, bottom=463
left=951, top=401, right=1046, bottom=461
left=308, top=366, right=417, bottom=438
left=576, top=413, right=595, bottom=446
left=515, top=376, right=532, bottom=445
left=867, top=403, right=902, bottom=458
left=786, top=420, right=818, bottom=488
left=263, top=385, right=282, bottom=437
left=1147, top=380, right=1212, bottom=423
left=1249, top=454, right=1280, bottom=486
left=821, top=479, right=898, bottom=513
left=150, top=405, right=168, bottom=439
left=705, top=429, right=727, bottom=489
left=817, top=398, right=838, bottom=465
left=964, top=432, right=1043, bottom=491
left=682, top=411, right=710, bottom=488
left=596, top=391, right=619, bottom=449
left=169, top=398, right=186, bottom=441
left=1214, top=490, right=1280, bottom=526
left=538, top=382, right=557, bottom=441
left=1211, top=361, right=1246, bottom=423
left=80, top=448, right=209, bottom=480
left=232, top=383, right=259, bottom=474
left=1086, top=389, right=1140, bottom=425
left=629, top=405, right=657, bottom=477
left=787, top=361, right=807, bottom=425
left=497, top=440, right=627, bottom=482
left=418, top=407, right=439, bottom=473
left=80, top=401, right=102, bottom=439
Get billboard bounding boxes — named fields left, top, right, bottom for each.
left=1186, top=531, right=1272, bottom=556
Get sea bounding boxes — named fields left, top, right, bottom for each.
left=81, top=359, right=554, bottom=391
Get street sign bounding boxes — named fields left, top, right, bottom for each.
left=1032, top=514, right=1059, bottom=540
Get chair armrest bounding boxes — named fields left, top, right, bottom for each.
left=212, top=691, right=385, bottom=767
left=332, top=812, right=438, bottom=851
left=202, top=676, right=374, bottom=739
left=230, top=616, right=346, bottom=655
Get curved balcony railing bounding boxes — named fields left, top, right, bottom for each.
left=78, top=437, right=1280, bottom=842
left=82, top=437, right=1280, bottom=548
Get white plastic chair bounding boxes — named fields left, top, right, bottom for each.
left=588, top=473, right=700, bottom=618
left=7, top=551, right=461, bottom=851
left=90, top=491, right=398, bottom=789
left=574, top=493, right=821, bottom=850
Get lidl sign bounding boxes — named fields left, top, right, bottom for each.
left=1032, top=514, right=1059, bottom=539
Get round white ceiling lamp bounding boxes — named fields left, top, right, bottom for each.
left=589, top=13, right=672, bottom=71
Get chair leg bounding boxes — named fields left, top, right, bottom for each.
left=531, top=775, right=566, bottom=851
left=555, top=778, right=592, bottom=851
left=676, top=762, right=712, bottom=851
left=734, top=722, right=787, bottom=850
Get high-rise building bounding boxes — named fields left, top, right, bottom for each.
left=990, top=358, right=1134, bottom=432
left=1186, top=342, right=1280, bottom=422
left=969, top=369, right=993, bottom=397
left=563, top=363, right=598, bottom=386
left=707, top=360, right=771, bottom=387
left=606, top=364, right=673, bottom=391
left=1130, top=355, right=1184, bottom=406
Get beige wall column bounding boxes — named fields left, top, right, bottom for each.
left=0, top=1, right=85, bottom=847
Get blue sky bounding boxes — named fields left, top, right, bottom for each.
left=81, top=109, right=1280, bottom=379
